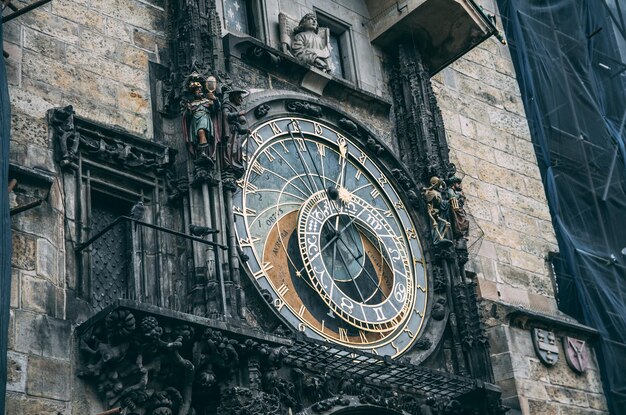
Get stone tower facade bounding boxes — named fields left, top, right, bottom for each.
left=2, top=0, right=609, bottom=414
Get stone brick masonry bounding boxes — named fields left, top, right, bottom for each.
left=5, top=1, right=166, bottom=414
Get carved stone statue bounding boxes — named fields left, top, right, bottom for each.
left=423, top=176, right=453, bottom=247
left=280, top=12, right=332, bottom=73
left=221, top=87, right=249, bottom=178
left=50, top=105, right=80, bottom=169
left=447, top=175, right=469, bottom=250
left=182, top=73, right=220, bottom=167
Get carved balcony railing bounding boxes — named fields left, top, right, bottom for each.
left=75, top=216, right=227, bottom=315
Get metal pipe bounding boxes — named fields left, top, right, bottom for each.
left=94, top=408, right=122, bottom=415
left=75, top=216, right=226, bottom=253
left=2, top=0, right=53, bottom=23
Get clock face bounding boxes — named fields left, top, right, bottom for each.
left=233, top=116, right=428, bottom=357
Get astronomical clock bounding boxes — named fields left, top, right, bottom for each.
left=233, top=96, right=445, bottom=360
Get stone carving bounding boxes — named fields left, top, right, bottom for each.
left=279, top=12, right=332, bottom=73
left=338, top=118, right=358, bottom=135
left=432, top=298, right=447, bottom=321
left=50, top=107, right=174, bottom=174
left=564, top=337, right=588, bottom=374
left=221, top=87, right=250, bottom=178
left=79, top=309, right=301, bottom=415
left=423, top=176, right=453, bottom=247
left=50, top=105, right=80, bottom=170
left=532, top=328, right=559, bottom=366
left=254, top=104, right=271, bottom=119
left=182, top=72, right=220, bottom=168
left=414, top=337, right=433, bottom=350
left=285, top=100, right=323, bottom=117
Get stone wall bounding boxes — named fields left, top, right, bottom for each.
left=4, top=1, right=166, bottom=413
left=430, top=1, right=610, bottom=413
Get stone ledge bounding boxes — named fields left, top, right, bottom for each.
left=223, top=33, right=391, bottom=116
left=75, top=299, right=292, bottom=346
left=506, top=305, right=599, bottom=339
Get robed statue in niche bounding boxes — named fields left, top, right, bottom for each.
left=221, top=87, right=250, bottom=178
left=182, top=73, right=220, bottom=167
left=280, top=12, right=332, bottom=73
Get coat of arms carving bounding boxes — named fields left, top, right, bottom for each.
left=532, top=328, right=559, bottom=366
left=564, top=336, right=589, bottom=374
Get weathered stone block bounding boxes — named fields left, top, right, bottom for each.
left=492, top=352, right=515, bottom=381
left=105, top=17, right=132, bottom=42
left=528, top=399, right=559, bottom=415
left=479, top=256, right=498, bottom=282
left=26, top=355, right=71, bottom=400
left=6, top=351, right=27, bottom=392
left=78, top=28, right=119, bottom=57
left=11, top=110, right=49, bottom=148
left=477, top=278, right=498, bottom=301
left=19, top=6, right=79, bottom=44
left=26, top=144, right=55, bottom=172
left=119, top=42, right=150, bottom=69
left=11, top=268, right=20, bottom=309
left=52, top=0, right=106, bottom=32
left=478, top=160, right=527, bottom=194
left=549, top=365, right=604, bottom=394
left=497, top=187, right=552, bottom=221
left=117, top=85, right=151, bottom=115
left=509, top=250, right=546, bottom=275
left=12, top=232, right=36, bottom=270
left=528, top=357, right=550, bottom=383
left=528, top=293, right=557, bottom=313
left=508, top=327, right=534, bottom=358
left=23, top=26, right=66, bottom=61
left=13, top=310, right=71, bottom=359
left=5, top=391, right=70, bottom=415
left=518, top=378, right=549, bottom=400
left=546, top=385, right=589, bottom=407
left=587, top=393, right=609, bottom=411
left=21, top=274, right=59, bottom=316
left=558, top=405, right=606, bottom=415
left=36, top=238, right=58, bottom=282
left=497, top=283, right=530, bottom=307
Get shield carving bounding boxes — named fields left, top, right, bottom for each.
left=532, top=328, right=559, bottom=366
left=564, top=337, right=589, bottom=374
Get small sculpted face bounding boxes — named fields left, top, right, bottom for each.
left=231, top=92, right=244, bottom=106
left=303, top=15, right=318, bottom=32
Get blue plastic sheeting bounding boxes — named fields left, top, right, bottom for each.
left=0, top=18, right=13, bottom=414
left=497, top=1, right=626, bottom=413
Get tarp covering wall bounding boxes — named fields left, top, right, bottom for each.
left=497, top=1, right=626, bottom=413
left=0, top=18, right=13, bottom=414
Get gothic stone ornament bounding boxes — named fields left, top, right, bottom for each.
left=233, top=116, right=428, bottom=358
left=50, top=105, right=80, bottom=170
left=564, top=336, right=589, bottom=374
left=280, top=12, right=332, bottom=73
left=532, top=328, right=559, bottom=366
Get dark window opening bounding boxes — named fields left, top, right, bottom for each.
left=316, top=12, right=355, bottom=82
left=223, top=0, right=264, bottom=40
left=89, top=191, right=132, bottom=310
